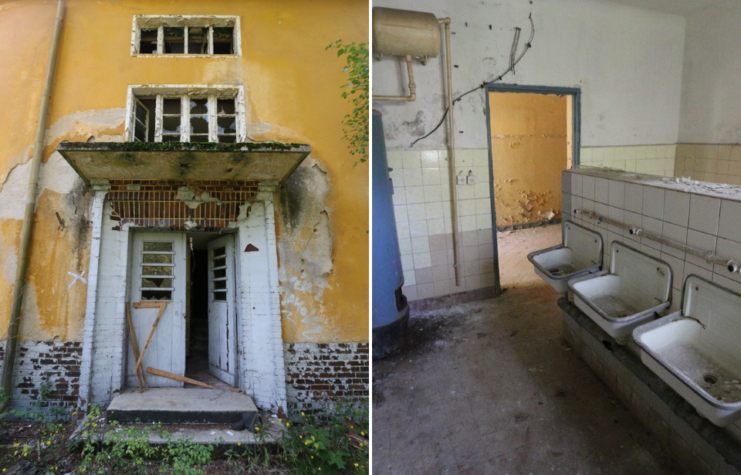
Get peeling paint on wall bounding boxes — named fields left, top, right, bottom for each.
left=277, top=158, right=336, bottom=341
left=490, top=92, right=567, bottom=228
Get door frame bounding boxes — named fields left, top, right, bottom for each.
left=484, top=84, right=581, bottom=295
left=78, top=191, right=287, bottom=412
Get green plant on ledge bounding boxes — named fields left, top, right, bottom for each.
left=327, top=40, right=369, bottom=165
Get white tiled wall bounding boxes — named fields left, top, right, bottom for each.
left=675, top=144, right=741, bottom=185
left=580, top=145, right=676, bottom=176
left=564, top=170, right=741, bottom=316
left=387, top=149, right=496, bottom=301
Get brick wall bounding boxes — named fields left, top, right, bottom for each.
left=0, top=340, right=82, bottom=417
left=107, top=180, right=258, bottom=230
left=284, top=342, right=369, bottom=414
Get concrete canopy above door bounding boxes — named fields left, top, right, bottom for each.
left=56, top=141, right=310, bottom=185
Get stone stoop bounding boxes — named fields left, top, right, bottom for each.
left=106, top=388, right=258, bottom=425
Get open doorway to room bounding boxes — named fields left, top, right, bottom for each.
left=126, top=230, right=238, bottom=390
left=185, top=232, right=238, bottom=389
left=486, top=85, right=580, bottom=288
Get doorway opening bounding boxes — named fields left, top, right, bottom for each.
left=185, top=231, right=238, bottom=389
left=125, top=230, right=238, bottom=390
left=485, top=85, right=580, bottom=289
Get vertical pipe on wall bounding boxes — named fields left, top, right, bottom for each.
left=440, top=18, right=462, bottom=287
left=1, top=0, right=65, bottom=412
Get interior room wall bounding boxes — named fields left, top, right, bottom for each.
left=376, top=0, right=686, bottom=303
left=489, top=92, right=567, bottom=228
left=673, top=5, right=741, bottom=186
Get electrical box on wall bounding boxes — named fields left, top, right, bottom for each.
left=466, top=171, right=476, bottom=185
left=456, top=171, right=466, bottom=185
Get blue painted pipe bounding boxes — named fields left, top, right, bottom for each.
left=372, top=110, right=408, bottom=357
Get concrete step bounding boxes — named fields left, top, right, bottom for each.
left=107, top=388, right=258, bottom=425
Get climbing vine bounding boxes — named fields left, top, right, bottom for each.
left=327, top=40, right=369, bottom=164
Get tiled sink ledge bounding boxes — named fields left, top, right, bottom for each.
left=568, top=167, right=741, bottom=203
left=558, top=296, right=741, bottom=475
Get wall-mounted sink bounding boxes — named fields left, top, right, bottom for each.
left=633, top=275, right=741, bottom=426
left=568, top=241, right=672, bottom=344
left=527, top=220, right=603, bottom=293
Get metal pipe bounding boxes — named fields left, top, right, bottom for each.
left=575, top=209, right=741, bottom=272
left=374, top=55, right=417, bottom=102
left=1, top=0, right=65, bottom=413
left=440, top=18, right=462, bottom=287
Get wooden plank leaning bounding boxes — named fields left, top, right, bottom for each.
left=146, top=367, right=215, bottom=389
left=126, top=302, right=148, bottom=392
left=132, top=301, right=168, bottom=374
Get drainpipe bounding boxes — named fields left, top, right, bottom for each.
left=0, top=0, right=65, bottom=413
left=439, top=18, right=462, bottom=287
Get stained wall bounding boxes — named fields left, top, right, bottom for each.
left=489, top=92, right=567, bottom=228
left=0, top=0, right=369, bottom=349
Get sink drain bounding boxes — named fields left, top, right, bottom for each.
left=703, top=373, right=719, bottom=385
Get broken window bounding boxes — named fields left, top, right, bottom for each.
left=129, top=90, right=241, bottom=143
left=141, top=242, right=174, bottom=300
left=132, top=16, right=239, bottom=56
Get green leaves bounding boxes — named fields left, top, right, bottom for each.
left=327, top=40, right=369, bottom=165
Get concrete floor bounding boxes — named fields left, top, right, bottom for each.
left=373, top=227, right=682, bottom=474
left=497, top=224, right=561, bottom=289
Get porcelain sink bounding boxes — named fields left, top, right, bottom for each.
left=568, top=241, right=672, bottom=343
left=527, top=220, right=602, bottom=293
left=633, top=275, right=741, bottom=426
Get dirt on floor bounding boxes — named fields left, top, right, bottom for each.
left=373, top=285, right=684, bottom=475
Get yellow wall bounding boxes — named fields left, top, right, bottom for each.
left=489, top=92, right=567, bottom=228
left=0, top=0, right=369, bottom=343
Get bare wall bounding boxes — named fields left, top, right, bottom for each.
left=372, top=0, right=686, bottom=150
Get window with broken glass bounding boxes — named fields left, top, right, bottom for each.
left=131, top=95, right=238, bottom=143
left=134, top=17, right=238, bottom=56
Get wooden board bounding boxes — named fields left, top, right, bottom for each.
left=146, top=367, right=215, bottom=389
left=133, top=301, right=168, bottom=374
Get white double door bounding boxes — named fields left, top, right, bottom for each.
left=127, top=232, right=237, bottom=388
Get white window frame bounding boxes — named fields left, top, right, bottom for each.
left=124, top=85, right=248, bottom=143
left=131, top=15, right=242, bottom=57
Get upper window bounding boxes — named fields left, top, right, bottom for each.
left=131, top=15, right=241, bottom=56
left=126, top=86, right=245, bottom=143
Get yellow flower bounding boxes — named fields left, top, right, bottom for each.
left=301, top=411, right=305, bottom=416
left=278, top=418, right=282, bottom=422
left=14, top=451, right=18, bottom=456
left=361, top=431, right=364, bottom=436
left=359, top=443, right=363, bottom=447
left=299, top=435, right=303, bottom=439
left=355, top=463, right=359, bottom=467
left=47, top=441, right=51, bottom=445
left=318, top=468, right=321, bottom=471
left=13, top=443, right=19, bottom=447
left=286, top=422, right=290, bottom=427
left=237, top=442, right=241, bottom=446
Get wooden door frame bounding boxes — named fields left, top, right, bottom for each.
left=484, top=84, right=581, bottom=295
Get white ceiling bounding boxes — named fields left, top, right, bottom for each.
left=604, top=0, right=739, bottom=16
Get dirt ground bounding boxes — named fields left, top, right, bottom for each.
left=0, top=418, right=291, bottom=475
